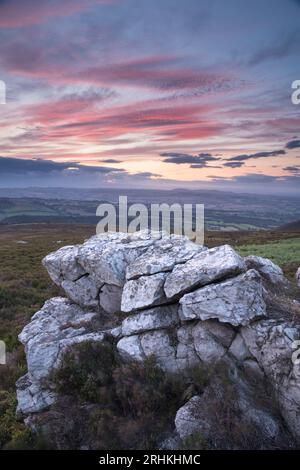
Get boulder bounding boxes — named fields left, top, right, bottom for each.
left=121, top=305, right=179, bottom=336
left=175, top=395, right=206, bottom=441
left=16, top=374, right=56, bottom=416
left=17, top=297, right=106, bottom=414
left=245, top=255, right=289, bottom=288
left=117, top=335, right=146, bottom=362
left=117, top=329, right=178, bottom=373
left=117, top=319, right=235, bottom=372
left=140, top=330, right=179, bottom=373
left=164, top=244, right=246, bottom=298
left=178, top=320, right=235, bottom=364
left=61, top=276, right=100, bottom=308
left=241, top=320, right=300, bottom=441
left=228, top=333, right=251, bottom=361
left=179, top=269, right=266, bottom=327
left=121, top=272, right=167, bottom=312
left=43, top=245, right=85, bottom=285
left=126, top=235, right=203, bottom=280
left=175, top=376, right=289, bottom=448
left=16, top=231, right=300, bottom=447
left=99, top=284, right=122, bottom=314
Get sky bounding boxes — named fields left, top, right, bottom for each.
left=0, top=0, right=300, bottom=194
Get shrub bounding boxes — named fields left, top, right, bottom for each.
left=50, top=345, right=186, bottom=449
left=52, top=341, right=118, bottom=403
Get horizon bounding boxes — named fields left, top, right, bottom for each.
left=1, top=185, right=300, bottom=199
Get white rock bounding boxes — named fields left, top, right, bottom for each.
left=245, top=255, right=289, bottom=288
left=117, top=319, right=234, bottom=372
left=121, top=305, right=179, bottom=336
left=117, top=335, right=145, bottom=362
left=117, top=329, right=179, bottom=372
left=192, top=322, right=227, bottom=363
left=140, top=330, right=178, bottom=373
left=77, top=232, right=156, bottom=287
left=17, top=298, right=106, bottom=414
left=180, top=269, right=266, bottom=327
left=61, top=276, right=100, bottom=308
left=241, top=320, right=300, bottom=441
left=178, top=320, right=235, bottom=365
left=19, top=297, right=98, bottom=348
left=175, top=395, right=204, bottom=440
left=164, top=244, right=246, bottom=299
left=16, top=374, right=56, bottom=416
left=43, top=231, right=187, bottom=303
left=109, top=326, right=122, bottom=338
left=43, top=245, right=85, bottom=285
left=121, top=272, right=167, bottom=312
left=177, top=320, right=235, bottom=367
left=228, top=334, right=251, bottom=361
left=18, top=231, right=300, bottom=445
left=175, top=380, right=283, bottom=445
left=196, top=319, right=235, bottom=348
left=126, top=236, right=203, bottom=280
left=99, top=284, right=122, bottom=314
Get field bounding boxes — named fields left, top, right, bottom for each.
left=0, top=224, right=299, bottom=449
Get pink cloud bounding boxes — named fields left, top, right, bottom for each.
left=2, top=96, right=223, bottom=156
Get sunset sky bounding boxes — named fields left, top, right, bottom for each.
left=0, top=0, right=300, bottom=193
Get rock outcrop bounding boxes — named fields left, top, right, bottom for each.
left=16, top=230, right=300, bottom=448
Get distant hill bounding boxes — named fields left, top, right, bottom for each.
left=1, top=191, right=300, bottom=230
left=277, top=220, right=300, bottom=231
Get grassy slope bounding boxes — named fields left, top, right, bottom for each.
left=0, top=224, right=299, bottom=448
left=237, top=238, right=300, bottom=280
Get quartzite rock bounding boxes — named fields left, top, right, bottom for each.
left=179, top=269, right=266, bottom=327
left=164, top=244, right=246, bottom=298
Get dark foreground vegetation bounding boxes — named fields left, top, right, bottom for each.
left=0, top=224, right=299, bottom=449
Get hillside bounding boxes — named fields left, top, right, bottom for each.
left=278, top=220, right=300, bottom=232
left=1, top=188, right=300, bottom=230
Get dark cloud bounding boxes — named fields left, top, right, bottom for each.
left=286, top=139, right=300, bottom=149
left=228, top=149, right=285, bottom=162
left=0, top=156, right=165, bottom=188
left=160, top=152, right=220, bottom=165
left=190, top=164, right=221, bottom=169
left=283, top=165, right=300, bottom=173
left=248, top=33, right=298, bottom=66
left=0, top=156, right=124, bottom=175
left=223, top=161, right=245, bottom=168
left=131, top=172, right=161, bottom=178
left=229, top=174, right=280, bottom=184
left=101, top=158, right=122, bottom=163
